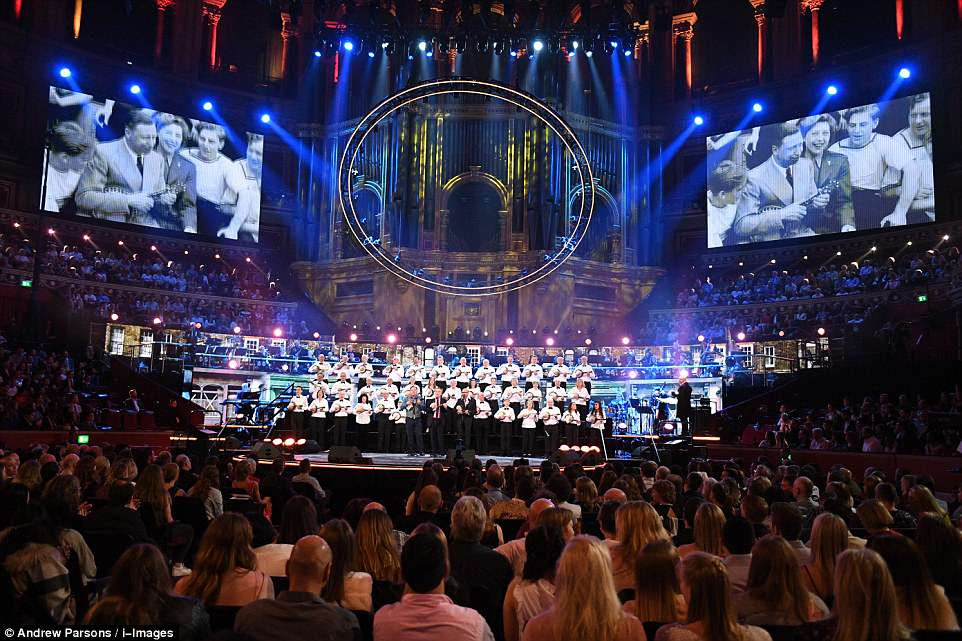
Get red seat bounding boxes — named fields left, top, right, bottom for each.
left=138, top=411, right=156, bottom=431
left=121, top=410, right=139, bottom=431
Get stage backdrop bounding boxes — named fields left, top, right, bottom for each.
left=41, top=86, right=264, bottom=243
left=706, top=92, right=934, bottom=249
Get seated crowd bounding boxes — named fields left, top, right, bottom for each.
left=0, top=338, right=105, bottom=431
left=736, top=387, right=962, bottom=458
left=675, top=244, right=961, bottom=310
left=1, top=442, right=961, bottom=641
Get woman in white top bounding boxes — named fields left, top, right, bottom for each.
left=522, top=356, right=543, bottom=391
left=353, top=393, right=372, bottom=449
left=588, top=401, right=606, bottom=448
left=504, top=525, right=565, bottom=641
left=525, top=385, right=543, bottom=410
left=570, top=380, right=591, bottom=422
left=562, top=403, right=582, bottom=447
left=495, top=403, right=516, bottom=456
left=308, top=393, right=328, bottom=450
left=475, top=393, right=493, bottom=455
left=539, top=399, right=562, bottom=457
left=320, top=518, right=373, bottom=612
left=518, top=399, right=539, bottom=457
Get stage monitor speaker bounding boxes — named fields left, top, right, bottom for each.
left=298, top=439, right=321, bottom=454
left=329, top=445, right=362, bottom=463
left=445, top=449, right=476, bottom=464
left=224, top=436, right=243, bottom=450
left=251, top=441, right=281, bottom=460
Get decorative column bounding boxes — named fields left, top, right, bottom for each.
left=801, top=0, right=823, bottom=65
left=672, top=13, right=697, bottom=98
left=155, top=0, right=175, bottom=64
left=72, top=0, right=82, bottom=38
left=750, top=0, right=767, bottom=82
left=202, top=0, right=228, bottom=71
left=895, top=0, right=904, bottom=39
left=279, top=10, right=295, bottom=80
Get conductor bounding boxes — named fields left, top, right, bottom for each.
left=676, top=375, right=693, bottom=436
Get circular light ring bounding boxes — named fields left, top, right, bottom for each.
left=338, top=78, right=595, bottom=296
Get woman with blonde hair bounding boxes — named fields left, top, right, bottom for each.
left=867, top=534, right=959, bottom=631
left=173, top=512, right=273, bottom=606
left=611, top=501, right=671, bottom=591
left=831, top=548, right=910, bottom=641
left=354, top=508, right=402, bottom=584
left=624, top=539, right=686, bottom=625
left=908, top=485, right=950, bottom=523
left=678, top=502, right=727, bottom=558
left=522, top=536, right=644, bottom=641
left=801, top=513, right=848, bottom=606
left=736, top=535, right=829, bottom=626
left=655, top=552, right=771, bottom=641
left=854, top=499, right=894, bottom=537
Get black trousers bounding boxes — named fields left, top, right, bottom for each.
left=308, top=416, right=326, bottom=450
left=564, top=422, right=580, bottom=446
left=332, top=416, right=347, bottom=446
left=289, top=412, right=305, bottom=436
left=428, top=416, right=444, bottom=454
left=499, top=421, right=513, bottom=454
left=544, top=424, right=559, bottom=457
left=474, top=417, right=490, bottom=454
left=457, top=415, right=473, bottom=450
left=521, top=428, right=536, bottom=455
left=405, top=418, right=423, bottom=453
left=376, top=415, right=392, bottom=451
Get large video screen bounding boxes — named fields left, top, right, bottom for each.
left=41, top=86, right=264, bottom=243
left=706, top=92, right=933, bottom=248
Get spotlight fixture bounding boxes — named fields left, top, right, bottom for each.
left=546, top=337, right=555, bottom=346
left=584, top=338, right=592, bottom=345
left=621, top=336, right=630, bottom=345
left=367, top=51, right=375, bottom=58
left=943, top=234, right=950, bottom=241
left=387, top=334, right=397, bottom=344
left=610, top=40, right=619, bottom=49
left=129, top=84, right=141, bottom=95
left=314, top=50, right=322, bottom=57
left=260, top=113, right=271, bottom=124
left=58, top=66, right=72, bottom=78
left=898, top=67, right=911, bottom=79
left=571, top=40, right=579, bottom=50
left=343, top=39, right=355, bottom=51
left=585, top=50, right=593, bottom=58
left=623, top=49, right=632, bottom=57
left=506, top=337, right=515, bottom=346
left=47, top=228, right=56, bottom=235
left=313, top=332, right=320, bottom=339
left=417, top=39, right=427, bottom=52
left=693, top=115, right=704, bottom=126
left=736, top=331, right=746, bottom=341
left=202, top=100, right=213, bottom=111
left=425, top=50, right=433, bottom=57
left=349, top=333, right=358, bottom=342
left=110, top=313, right=119, bottom=322
left=532, top=39, right=544, bottom=52
left=273, top=328, right=283, bottom=338
left=152, top=317, right=162, bottom=325
left=233, top=326, right=242, bottom=334
left=752, top=102, right=763, bottom=113
left=228, top=359, right=239, bottom=369
left=826, top=85, right=838, bottom=95
left=817, top=327, right=826, bottom=336
left=697, top=334, right=705, bottom=342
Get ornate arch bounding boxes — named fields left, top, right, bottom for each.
left=438, top=169, right=509, bottom=252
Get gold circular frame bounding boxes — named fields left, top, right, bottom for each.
left=337, top=78, right=595, bottom=296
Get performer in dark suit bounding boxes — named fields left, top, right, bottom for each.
left=153, top=113, right=198, bottom=233
left=800, top=114, right=854, bottom=234
left=454, top=388, right=477, bottom=450
left=403, top=391, right=424, bottom=456
left=74, top=110, right=168, bottom=225
left=676, top=376, right=693, bottom=436
left=732, top=122, right=821, bottom=244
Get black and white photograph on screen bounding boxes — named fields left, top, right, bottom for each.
left=705, top=92, right=933, bottom=248
left=41, top=86, right=263, bottom=243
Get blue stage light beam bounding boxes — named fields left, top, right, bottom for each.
left=878, top=64, right=914, bottom=104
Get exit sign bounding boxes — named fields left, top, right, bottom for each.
left=917, top=294, right=928, bottom=303
left=19, top=279, right=32, bottom=287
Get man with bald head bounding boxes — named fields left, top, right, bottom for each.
left=602, top=487, right=628, bottom=504
left=235, top=535, right=360, bottom=641
left=494, top=497, right=554, bottom=576
left=404, top=484, right=450, bottom=536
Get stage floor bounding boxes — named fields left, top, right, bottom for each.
left=294, top=451, right=547, bottom=470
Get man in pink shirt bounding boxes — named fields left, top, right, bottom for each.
left=374, top=533, right=494, bottom=641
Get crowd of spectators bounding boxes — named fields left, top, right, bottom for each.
left=739, top=387, right=962, bottom=458
left=0, top=337, right=104, bottom=431
left=1, top=440, right=961, bottom=641
left=675, top=244, right=961, bottom=310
